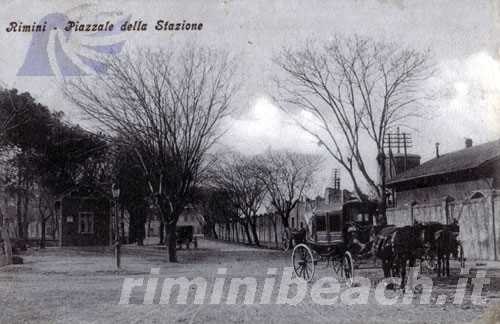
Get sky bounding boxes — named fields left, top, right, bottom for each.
left=1, top=0, right=500, bottom=195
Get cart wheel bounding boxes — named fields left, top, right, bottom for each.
left=292, top=244, right=315, bottom=282
left=458, top=242, right=465, bottom=268
left=342, top=251, right=354, bottom=287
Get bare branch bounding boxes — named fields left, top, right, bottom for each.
left=273, top=35, right=434, bottom=200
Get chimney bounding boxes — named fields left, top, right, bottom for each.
left=435, top=142, right=440, bottom=158
left=465, top=138, right=473, bottom=148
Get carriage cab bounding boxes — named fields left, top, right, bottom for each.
left=342, top=199, right=380, bottom=244
left=310, top=209, right=345, bottom=245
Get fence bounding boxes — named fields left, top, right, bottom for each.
left=211, top=214, right=286, bottom=249
left=387, top=190, right=500, bottom=261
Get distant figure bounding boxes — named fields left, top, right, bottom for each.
left=347, top=224, right=369, bottom=255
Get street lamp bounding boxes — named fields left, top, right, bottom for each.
left=112, top=183, right=121, bottom=269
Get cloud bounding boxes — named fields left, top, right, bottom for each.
left=418, top=51, right=500, bottom=158
left=221, top=96, right=321, bottom=155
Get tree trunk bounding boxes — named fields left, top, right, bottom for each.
left=273, top=221, right=278, bottom=248
left=243, top=222, right=253, bottom=244
left=282, top=215, right=290, bottom=229
left=137, top=218, right=145, bottom=246
left=51, top=213, right=57, bottom=239
left=40, top=218, right=46, bottom=249
left=235, top=222, right=239, bottom=243
left=212, top=224, right=218, bottom=239
left=377, top=151, right=387, bottom=223
left=128, top=211, right=136, bottom=244
left=22, top=194, right=29, bottom=240
left=16, top=193, right=23, bottom=239
left=167, top=224, right=178, bottom=262
left=249, top=216, right=260, bottom=246
left=159, top=220, right=165, bottom=245
left=120, top=206, right=125, bottom=243
left=250, top=223, right=260, bottom=246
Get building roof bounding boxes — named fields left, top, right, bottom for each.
left=387, top=139, right=500, bottom=185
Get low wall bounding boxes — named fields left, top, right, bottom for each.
left=387, top=191, right=500, bottom=261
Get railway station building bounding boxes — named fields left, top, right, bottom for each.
left=386, top=138, right=500, bottom=260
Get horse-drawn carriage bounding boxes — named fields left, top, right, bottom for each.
left=291, top=199, right=465, bottom=288
left=291, top=200, right=378, bottom=284
left=176, top=225, right=198, bottom=249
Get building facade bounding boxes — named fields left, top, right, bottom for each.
left=57, top=189, right=111, bottom=246
left=386, top=138, right=500, bottom=260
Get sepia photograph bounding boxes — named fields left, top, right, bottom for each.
left=1, top=1, right=500, bottom=323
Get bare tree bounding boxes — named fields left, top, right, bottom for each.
left=0, top=87, right=26, bottom=151
left=64, top=47, right=238, bottom=262
left=256, top=150, right=321, bottom=248
left=212, top=154, right=267, bottom=246
left=274, top=36, right=434, bottom=207
left=194, top=186, right=239, bottom=241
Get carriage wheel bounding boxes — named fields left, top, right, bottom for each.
left=292, top=244, right=315, bottom=282
left=342, top=251, right=354, bottom=287
left=458, top=242, right=465, bottom=268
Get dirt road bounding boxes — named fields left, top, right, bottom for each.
left=0, top=239, right=498, bottom=323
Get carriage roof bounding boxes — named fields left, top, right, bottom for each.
left=342, top=199, right=378, bottom=211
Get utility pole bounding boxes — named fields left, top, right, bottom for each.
left=382, top=127, right=413, bottom=220
left=332, top=168, right=340, bottom=190
left=384, top=127, right=413, bottom=174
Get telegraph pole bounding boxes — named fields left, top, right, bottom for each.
left=382, top=127, right=413, bottom=219
left=383, top=127, right=413, bottom=175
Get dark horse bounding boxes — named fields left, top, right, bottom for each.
left=373, top=225, right=398, bottom=278
left=373, top=221, right=461, bottom=289
left=435, top=220, right=460, bottom=277
left=391, top=223, right=429, bottom=289
left=374, top=222, right=432, bottom=290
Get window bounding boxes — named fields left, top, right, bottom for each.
left=315, top=215, right=326, bottom=231
left=328, top=213, right=342, bottom=232
left=470, top=192, right=485, bottom=200
left=79, top=212, right=94, bottom=234
left=352, top=213, right=371, bottom=225
left=386, top=190, right=395, bottom=208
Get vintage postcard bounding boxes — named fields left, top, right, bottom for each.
left=1, top=1, right=500, bottom=323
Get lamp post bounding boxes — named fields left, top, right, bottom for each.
left=112, top=184, right=121, bottom=269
